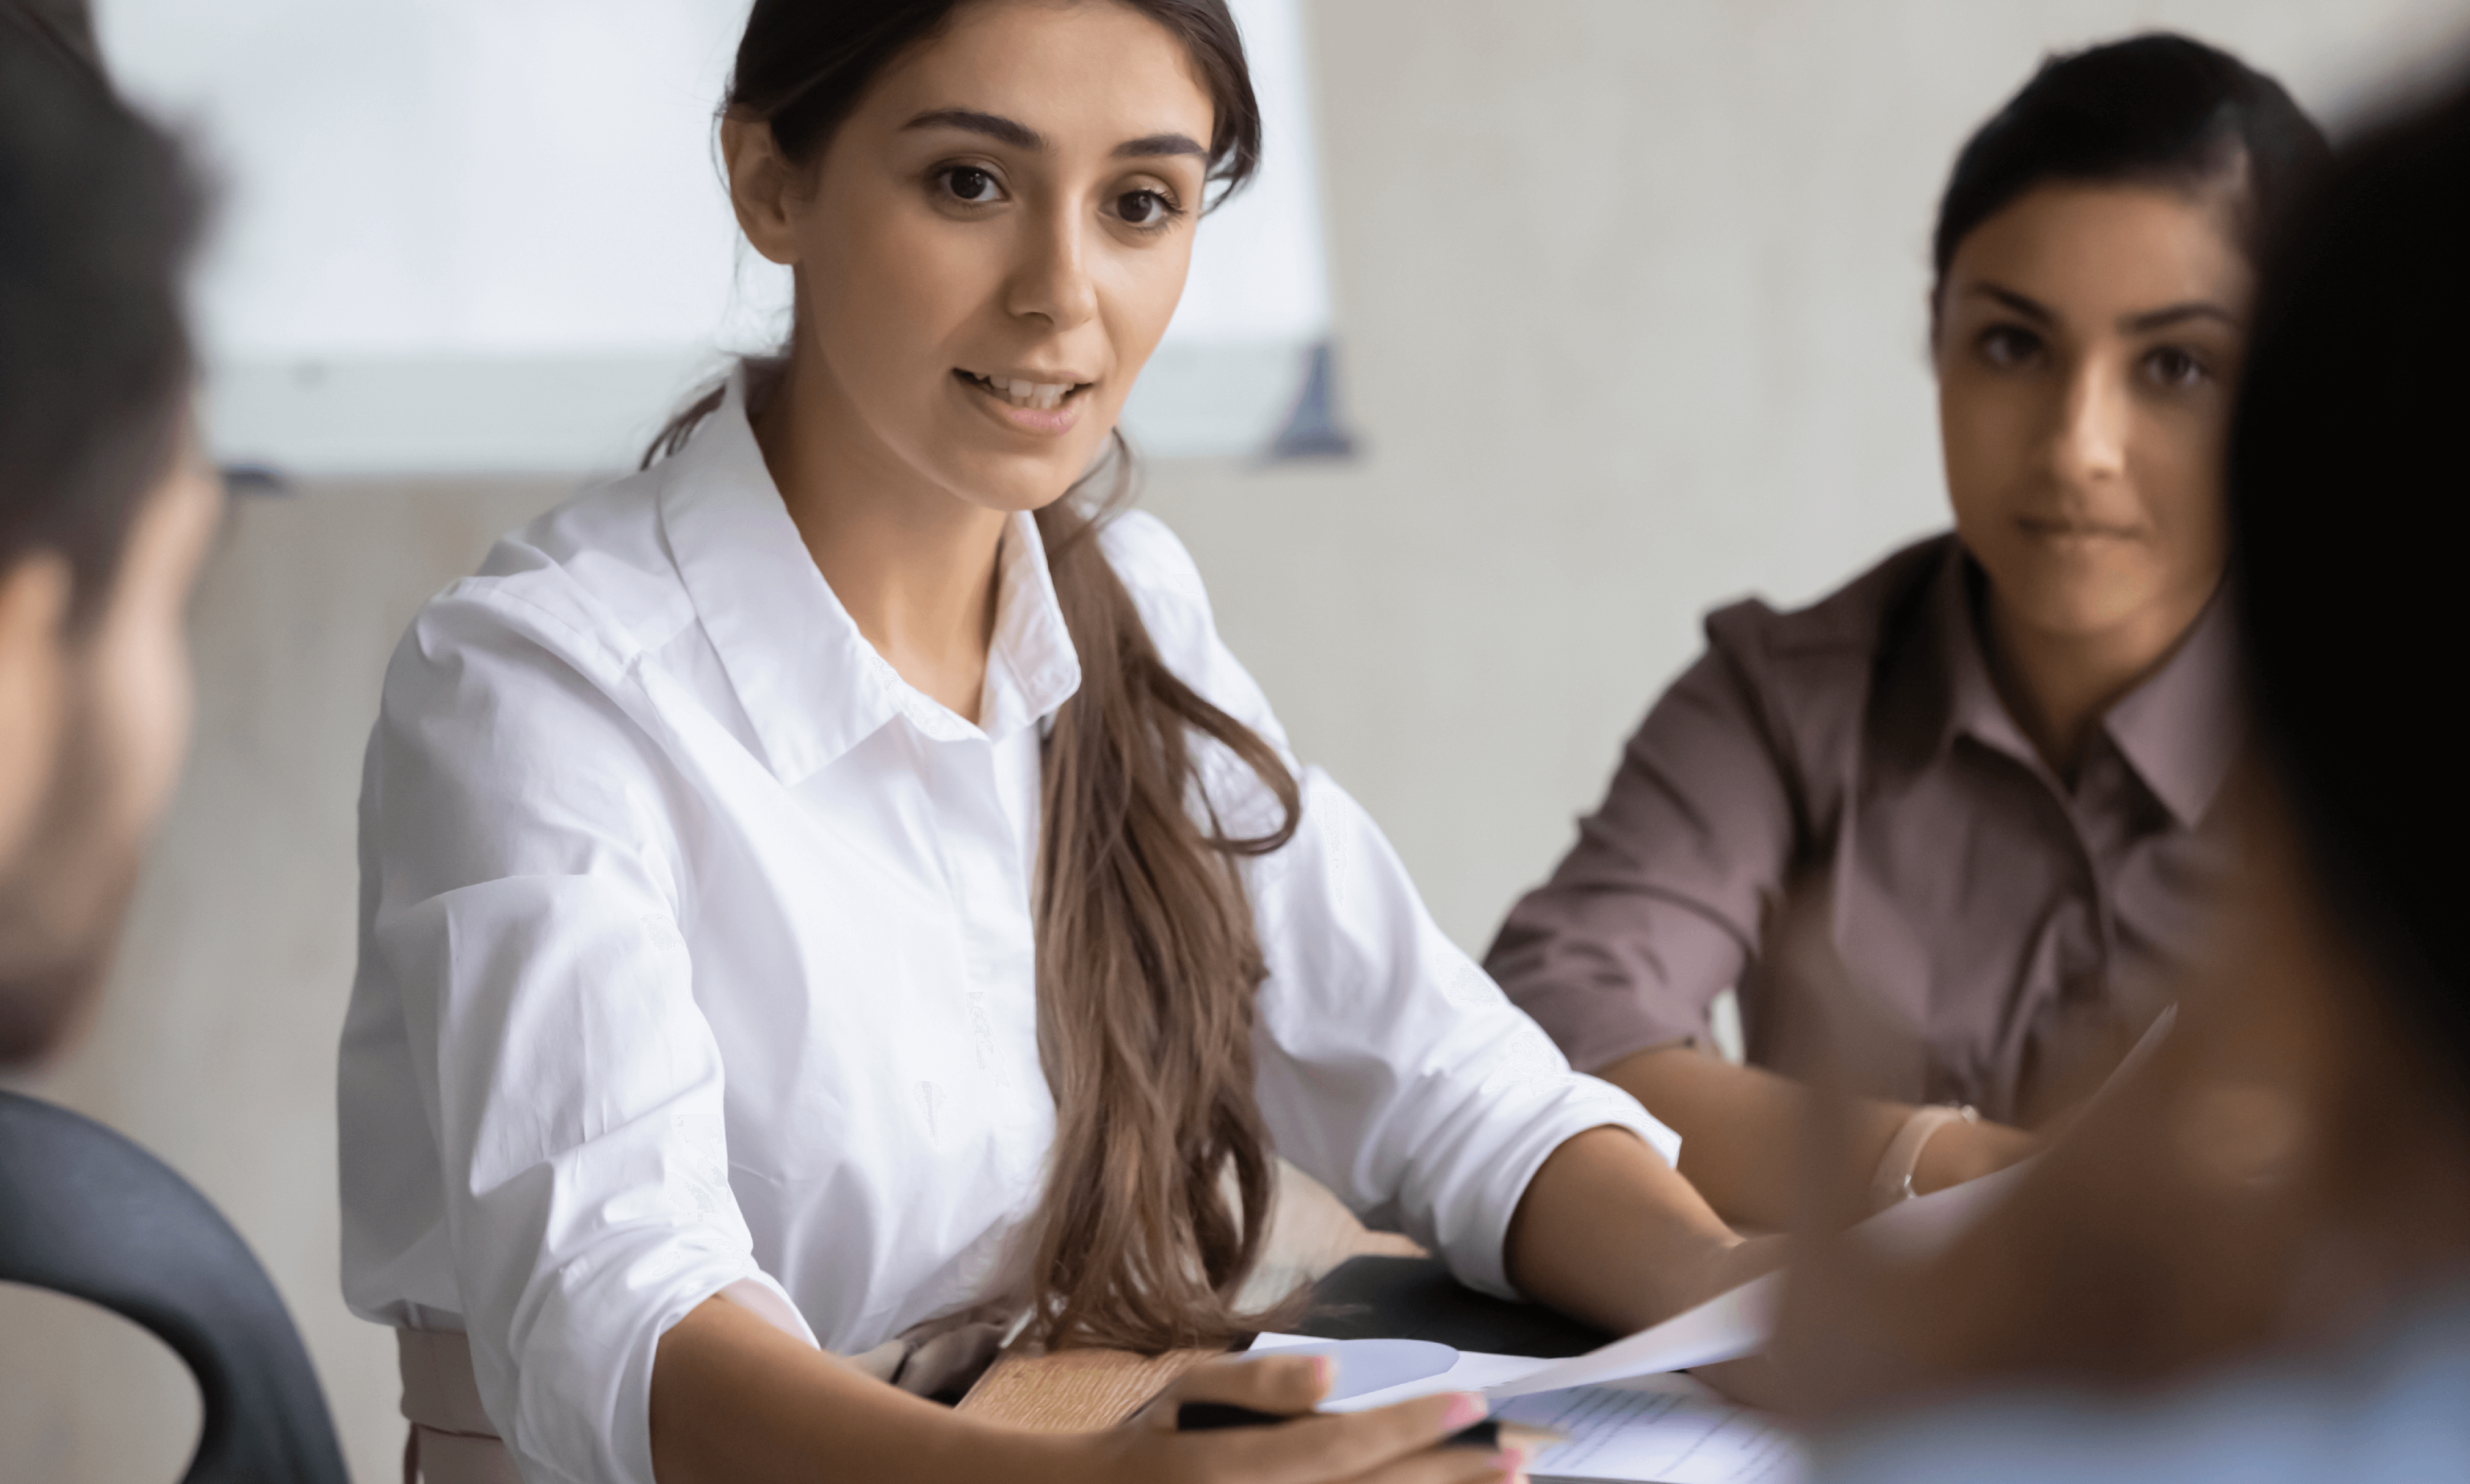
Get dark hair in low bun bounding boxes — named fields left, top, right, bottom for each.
left=1932, top=33, right=2329, bottom=304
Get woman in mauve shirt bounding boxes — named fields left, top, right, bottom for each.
left=1488, top=34, right=2330, bottom=1231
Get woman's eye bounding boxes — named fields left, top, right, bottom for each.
left=1977, top=325, right=2041, bottom=368
left=939, top=166, right=999, bottom=205
left=1113, top=189, right=1177, bottom=227
left=2145, top=346, right=2211, bottom=389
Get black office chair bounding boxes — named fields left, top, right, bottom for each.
left=0, top=1090, right=349, bottom=1484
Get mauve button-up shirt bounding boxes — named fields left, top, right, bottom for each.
left=1487, top=533, right=2240, bottom=1124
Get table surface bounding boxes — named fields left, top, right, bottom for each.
left=954, top=1162, right=1423, bottom=1431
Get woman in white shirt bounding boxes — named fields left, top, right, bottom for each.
left=338, top=3, right=1768, bottom=1482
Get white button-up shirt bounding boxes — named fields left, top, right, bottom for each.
left=337, top=381, right=1676, bottom=1484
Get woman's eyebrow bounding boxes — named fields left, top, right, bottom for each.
left=903, top=108, right=1045, bottom=151
left=1114, top=132, right=1206, bottom=160
left=2122, top=301, right=2241, bottom=333
left=1968, top=283, right=2054, bottom=324
left=898, top=111, right=1202, bottom=164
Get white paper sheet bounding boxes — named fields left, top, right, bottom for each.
left=1497, top=1377, right=1804, bottom=1483
left=1246, top=1336, right=1804, bottom=1482
left=1483, top=1271, right=1785, bottom=1397
left=1848, top=1156, right=2034, bottom=1264
left=1242, top=1335, right=1486, bottom=1403
left=1235, top=1008, right=2182, bottom=1473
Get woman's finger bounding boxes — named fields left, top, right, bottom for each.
left=1131, top=1351, right=1334, bottom=1432
left=1345, top=1438, right=1525, bottom=1484
left=1194, top=1388, right=1493, bottom=1482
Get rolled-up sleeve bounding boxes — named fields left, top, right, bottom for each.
left=1244, top=772, right=1679, bottom=1298
left=365, top=588, right=807, bottom=1484
left=1104, top=512, right=1676, bottom=1300
left=1484, top=613, right=1801, bottom=1074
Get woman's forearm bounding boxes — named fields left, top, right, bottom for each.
left=1593, top=1047, right=2034, bottom=1230
left=1501, top=1124, right=1756, bottom=1336
left=649, top=1297, right=1072, bottom=1484
left=1594, top=1047, right=1899, bottom=1230
left=650, top=1296, right=1515, bottom=1484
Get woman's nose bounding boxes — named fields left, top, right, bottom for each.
left=2050, top=360, right=2129, bottom=488
left=1006, top=206, right=1098, bottom=331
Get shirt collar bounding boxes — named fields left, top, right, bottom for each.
left=978, top=513, right=1082, bottom=742
left=1932, top=544, right=2241, bottom=826
left=1933, top=548, right=2045, bottom=773
left=657, top=371, right=1081, bottom=784
left=2100, top=588, right=2242, bottom=828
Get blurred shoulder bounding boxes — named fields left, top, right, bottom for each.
left=1818, top=1289, right=2470, bottom=1484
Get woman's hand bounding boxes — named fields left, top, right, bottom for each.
left=1084, top=1351, right=1529, bottom=1484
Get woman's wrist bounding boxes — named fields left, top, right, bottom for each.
left=1869, top=1103, right=1976, bottom=1210
left=911, top=1410, right=1132, bottom=1484
left=958, top=1425, right=1097, bottom=1484
left=1909, top=1114, right=2036, bottom=1196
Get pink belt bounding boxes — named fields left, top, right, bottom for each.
left=395, top=1329, right=520, bottom=1484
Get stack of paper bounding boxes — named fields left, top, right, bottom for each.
left=1251, top=1275, right=1798, bottom=1483
left=1246, top=1022, right=2165, bottom=1483
left=1247, top=1131, right=2061, bottom=1481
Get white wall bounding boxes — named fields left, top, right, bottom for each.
left=7, top=5, right=2468, bottom=1483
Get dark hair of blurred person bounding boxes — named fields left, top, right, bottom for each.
left=1489, top=31, right=2329, bottom=1233
left=1794, top=76, right=2470, bottom=1484
left=0, top=1, right=224, bottom=1062
left=2233, top=97, right=2470, bottom=1144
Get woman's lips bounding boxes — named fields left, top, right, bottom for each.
left=955, top=369, right=1092, bottom=436
left=2017, top=516, right=2142, bottom=543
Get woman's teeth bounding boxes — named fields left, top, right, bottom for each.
left=967, top=372, right=1075, bottom=410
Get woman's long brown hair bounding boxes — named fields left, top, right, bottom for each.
left=650, top=0, right=1300, bottom=1353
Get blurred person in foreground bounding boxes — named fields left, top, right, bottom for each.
left=2, top=34, right=349, bottom=1484
left=0, top=1, right=222, bottom=1063
left=1487, top=35, right=2328, bottom=1230
left=1783, top=76, right=2470, bottom=1482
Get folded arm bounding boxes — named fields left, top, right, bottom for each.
left=1596, top=1047, right=2039, bottom=1232
left=1486, top=636, right=2035, bottom=1232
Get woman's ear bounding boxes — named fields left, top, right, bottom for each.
left=723, top=115, right=804, bottom=267
left=0, top=549, right=73, bottom=865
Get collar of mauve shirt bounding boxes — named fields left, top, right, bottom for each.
left=659, top=372, right=1083, bottom=783
left=1931, top=547, right=2243, bottom=829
